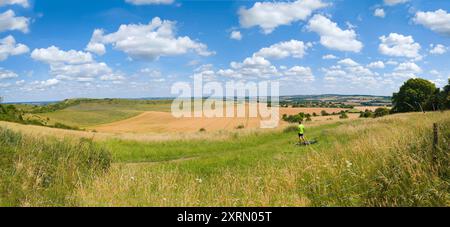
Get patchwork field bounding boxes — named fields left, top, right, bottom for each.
left=93, top=109, right=359, bottom=133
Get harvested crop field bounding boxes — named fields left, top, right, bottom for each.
left=92, top=107, right=354, bottom=133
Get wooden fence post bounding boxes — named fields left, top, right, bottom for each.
left=433, top=123, right=438, bottom=151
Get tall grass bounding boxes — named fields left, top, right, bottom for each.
left=0, top=127, right=111, bottom=207
left=77, top=112, right=449, bottom=207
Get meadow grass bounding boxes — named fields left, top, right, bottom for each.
left=0, top=127, right=111, bottom=207
left=76, top=111, right=449, bottom=207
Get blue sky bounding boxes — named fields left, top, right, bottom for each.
left=0, top=0, right=449, bottom=102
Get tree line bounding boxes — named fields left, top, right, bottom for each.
left=392, top=78, right=450, bottom=113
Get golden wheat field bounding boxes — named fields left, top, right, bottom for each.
left=92, top=107, right=354, bottom=133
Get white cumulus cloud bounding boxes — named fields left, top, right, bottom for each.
left=414, top=9, right=450, bottom=36
left=0, top=35, right=29, bottom=61
left=0, top=68, right=18, bottom=79
left=367, top=61, right=385, bottom=69
left=31, top=46, right=123, bottom=82
left=254, top=40, right=311, bottom=59
left=86, top=17, right=214, bottom=60
left=338, top=58, right=359, bottom=66
left=374, top=8, right=385, bottom=18
left=0, top=0, right=29, bottom=8
left=384, top=0, right=409, bottom=6
left=238, top=0, right=328, bottom=34
left=379, top=33, right=421, bottom=58
left=429, top=44, right=447, bottom=55
left=307, top=14, right=363, bottom=53
left=0, top=10, right=29, bottom=33
left=230, top=31, right=242, bottom=40
left=322, top=54, right=337, bottom=60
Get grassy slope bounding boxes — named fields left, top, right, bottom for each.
left=33, top=100, right=172, bottom=128
left=77, top=111, right=450, bottom=207
left=0, top=128, right=111, bottom=207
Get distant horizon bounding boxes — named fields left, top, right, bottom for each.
left=2, top=93, right=392, bottom=104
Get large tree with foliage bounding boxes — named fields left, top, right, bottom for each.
left=392, top=78, right=437, bottom=113
left=440, top=78, right=450, bottom=110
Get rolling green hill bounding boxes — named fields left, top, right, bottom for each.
left=26, top=99, right=173, bottom=128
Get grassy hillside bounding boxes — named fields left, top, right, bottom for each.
left=76, top=111, right=449, bottom=207
left=30, top=99, right=172, bottom=128
left=0, top=128, right=111, bottom=206
left=2, top=111, right=448, bottom=207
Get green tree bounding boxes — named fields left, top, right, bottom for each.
left=392, top=78, right=437, bottom=113
left=440, top=78, right=450, bottom=109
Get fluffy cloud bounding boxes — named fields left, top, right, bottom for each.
left=0, top=68, right=18, bottom=79
left=322, top=58, right=392, bottom=93
left=338, top=58, right=359, bottom=66
left=389, top=62, right=422, bottom=78
left=22, top=79, right=60, bottom=91
left=384, top=0, right=409, bottom=6
left=227, top=55, right=279, bottom=79
left=86, top=17, right=214, bottom=60
left=238, top=0, right=327, bottom=34
left=31, top=46, right=123, bottom=82
left=282, top=66, right=314, bottom=82
left=322, top=62, right=380, bottom=89
left=32, top=46, right=93, bottom=65
left=367, top=61, right=385, bottom=69
left=429, top=44, right=447, bottom=55
left=230, top=31, right=242, bottom=40
left=0, top=0, right=29, bottom=8
left=0, top=10, right=29, bottom=33
left=374, top=8, right=385, bottom=18
left=307, top=14, right=363, bottom=52
left=125, top=0, right=174, bottom=5
left=254, top=40, right=311, bottom=59
left=0, top=35, right=29, bottom=61
left=322, top=54, right=337, bottom=60
left=414, top=9, right=450, bottom=35
left=378, top=33, right=421, bottom=58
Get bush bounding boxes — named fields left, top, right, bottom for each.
left=360, top=110, right=374, bottom=118
left=374, top=107, right=390, bottom=118
left=339, top=111, right=349, bottom=119
left=236, top=124, right=245, bottom=129
left=0, top=128, right=111, bottom=206
left=321, top=110, right=330, bottom=116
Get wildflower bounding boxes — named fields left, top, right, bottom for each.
left=196, top=178, right=203, bottom=183
left=346, top=160, right=353, bottom=168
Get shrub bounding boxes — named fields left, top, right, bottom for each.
left=374, top=107, right=390, bottom=118
left=360, top=110, right=374, bottom=118
left=339, top=111, right=349, bottom=119
left=236, top=124, right=245, bottom=129
left=321, top=110, right=330, bottom=116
